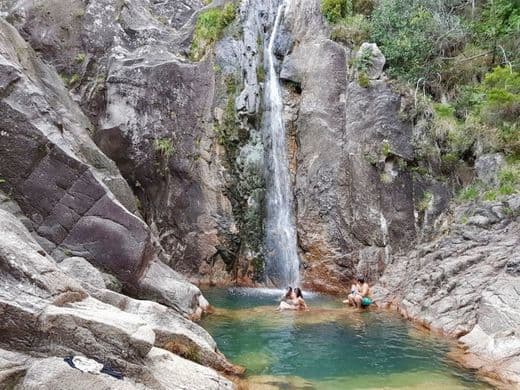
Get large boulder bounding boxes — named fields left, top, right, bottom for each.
left=0, top=209, right=236, bottom=388
left=90, top=288, right=243, bottom=375
left=355, top=42, right=385, bottom=80
left=58, top=257, right=107, bottom=289
left=475, top=153, right=505, bottom=187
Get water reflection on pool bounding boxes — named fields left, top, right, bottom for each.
left=201, top=288, right=491, bottom=389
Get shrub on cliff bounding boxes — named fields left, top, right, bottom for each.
left=321, top=0, right=352, bottom=23
left=190, top=3, right=236, bottom=61
left=370, top=0, right=467, bottom=82
left=330, top=14, right=371, bottom=47
left=476, top=67, right=519, bottom=155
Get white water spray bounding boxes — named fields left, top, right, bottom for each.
left=263, top=1, right=300, bottom=287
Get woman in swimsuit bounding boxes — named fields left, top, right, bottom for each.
left=277, top=287, right=308, bottom=311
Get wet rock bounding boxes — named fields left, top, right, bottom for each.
left=267, top=0, right=417, bottom=291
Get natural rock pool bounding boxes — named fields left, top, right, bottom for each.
left=201, top=288, right=491, bottom=389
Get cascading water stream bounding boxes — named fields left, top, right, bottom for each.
left=263, top=1, right=300, bottom=288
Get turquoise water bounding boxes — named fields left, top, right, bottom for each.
left=201, top=288, right=491, bottom=389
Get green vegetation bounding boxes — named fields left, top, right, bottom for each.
left=190, top=3, right=237, bottom=61
left=351, top=44, right=372, bottom=72
left=321, top=0, right=352, bottom=23
left=357, top=71, right=370, bottom=87
left=458, top=161, right=519, bottom=203
left=60, top=73, right=81, bottom=88
left=321, top=0, right=519, bottom=174
left=458, top=185, right=480, bottom=201
left=417, top=191, right=433, bottom=212
left=154, top=138, right=174, bottom=158
left=381, top=140, right=392, bottom=156
left=330, top=14, right=371, bottom=46
left=214, top=76, right=239, bottom=148
left=75, top=52, right=86, bottom=64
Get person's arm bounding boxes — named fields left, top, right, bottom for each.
left=361, top=283, right=370, bottom=297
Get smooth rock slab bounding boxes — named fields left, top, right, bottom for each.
left=19, top=357, right=142, bottom=390
left=144, top=348, right=235, bottom=390
left=58, top=257, right=107, bottom=289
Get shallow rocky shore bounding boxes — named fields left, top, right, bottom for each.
left=374, top=195, right=520, bottom=387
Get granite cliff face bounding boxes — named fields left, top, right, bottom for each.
left=0, top=0, right=446, bottom=288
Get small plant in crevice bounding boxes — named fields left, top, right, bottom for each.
left=380, top=140, right=392, bottom=157
left=257, top=64, right=265, bottom=83
left=75, top=52, right=86, bottom=64
left=458, top=185, right=479, bottom=202
left=357, top=71, right=370, bottom=88
left=380, top=172, right=392, bottom=184
left=352, top=45, right=373, bottom=73
left=163, top=340, right=201, bottom=364
left=417, top=191, right=433, bottom=213
left=154, top=138, right=174, bottom=159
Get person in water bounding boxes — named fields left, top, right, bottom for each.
left=282, top=286, right=294, bottom=301
left=344, top=276, right=372, bottom=308
left=277, top=287, right=308, bottom=310
left=293, top=287, right=308, bottom=310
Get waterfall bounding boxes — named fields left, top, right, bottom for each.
left=263, top=1, right=300, bottom=288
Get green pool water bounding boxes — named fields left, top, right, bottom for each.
left=201, top=288, right=491, bottom=389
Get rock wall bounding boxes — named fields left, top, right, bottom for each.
left=2, top=0, right=446, bottom=291
left=3, top=0, right=239, bottom=283
left=0, top=17, right=206, bottom=316
left=276, top=0, right=420, bottom=292
left=373, top=196, right=520, bottom=386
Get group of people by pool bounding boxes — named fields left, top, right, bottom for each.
left=277, top=275, right=373, bottom=311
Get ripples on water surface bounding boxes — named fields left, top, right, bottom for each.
left=201, top=288, right=491, bottom=389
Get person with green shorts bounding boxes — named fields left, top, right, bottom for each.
left=355, top=276, right=373, bottom=308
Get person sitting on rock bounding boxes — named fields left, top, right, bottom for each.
left=343, top=281, right=360, bottom=306
left=344, top=276, right=373, bottom=308
left=356, top=276, right=373, bottom=308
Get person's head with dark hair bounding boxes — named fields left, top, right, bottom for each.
left=294, top=287, right=303, bottom=298
left=356, top=275, right=365, bottom=284
left=284, top=287, right=293, bottom=299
